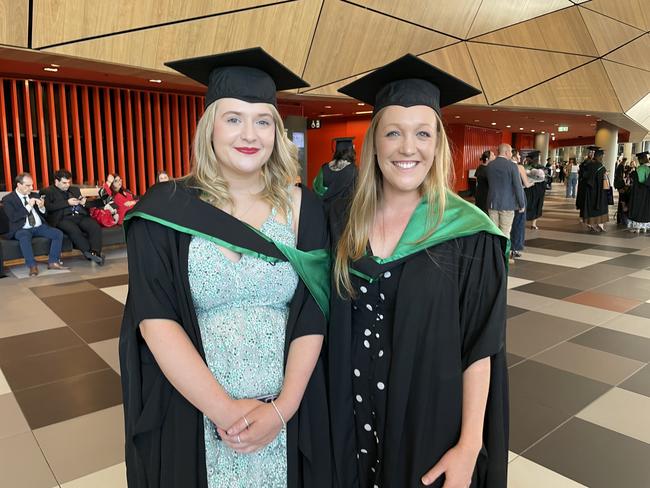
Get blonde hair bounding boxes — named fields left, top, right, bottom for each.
left=334, top=108, right=454, bottom=296
left=185, top=100, right=299, bottom=217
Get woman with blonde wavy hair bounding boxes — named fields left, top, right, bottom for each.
left=328, top=55, right=509, bottom=488
left=119, top=48, right=331, bottom=488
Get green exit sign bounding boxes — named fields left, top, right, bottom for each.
left=558, top=126, right=569, bottom=132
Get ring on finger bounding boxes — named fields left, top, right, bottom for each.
left=243, top=416, right=250, bottom=429
left=237, top=435, right=242, bottom=444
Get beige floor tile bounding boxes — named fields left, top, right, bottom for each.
left=599, top=314, right=650, bottom=339
left=33, top=405, right=125, bottom=484
left=531, top=342, right=645, bottom=385
left=100, top=285, right=128, bottom=305
left=580, top=249, right=625, bottom=259
left=0, top=393, right=30, bottom=440
left=517, top=252, right=582, bottom=268
left=538, top=300, right=620, bottom=326
left=508, top=451, right=519, bottom=463
left=0, top=297, right=66, bottom=339
left=507, top=290, right=557, bottom=311
left=576, top=388, right=650, bottom=445
left=630, top=269, right=650, bottom=280
left=61, top=462, right=127, bottom=488
left=89, top=338, right=120, bottom=374
left=508, top=456, right=588, bottom=488
left=507, top=277, right=533, bottom=290
left=31, top=280, right=96, bottom=299
left=0, top=432, right=59, bottom=488
left=632, top=247, right=650, bottom=256
left=0, top=368, right=10, bottom=395
left=523, top=247, right=565, bottom=257
left=553, top=252, right=613, bottom=268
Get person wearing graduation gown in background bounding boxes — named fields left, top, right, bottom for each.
left=578, top=148, right=609, bottom=232
left=626, top=151, right=650, bottom=233
left=473, top=150, right=493, bottom=214
left=329, top=54, right=509, bottom=488
left=575, top=145, right=597, bottom=216
left=523, top=151, right=545, bottom=230
left=119, top=48, right=331, bottom=488
left=313, top=142, right=358, bottom=215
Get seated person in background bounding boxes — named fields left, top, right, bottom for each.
left=156, top=170, right=170, bottom=183
left=89, top=191, right=119, bottom=228
left=2, top=173, right=68, bottom=276
left=41, top=169, right=104, bottom=265
left=102, top=174, right=137, bottom=225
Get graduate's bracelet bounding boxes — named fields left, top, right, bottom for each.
left=270, top=399, right=287, bottom=429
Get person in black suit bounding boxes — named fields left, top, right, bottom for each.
left=2, top=173, right=68, bottom=276
left=41, top=169, right=104, bottom=265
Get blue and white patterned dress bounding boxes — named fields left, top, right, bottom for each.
left=188, top=207, right=298, bottom=488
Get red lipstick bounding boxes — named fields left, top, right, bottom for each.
left=234, top=147, right=260, bottom=155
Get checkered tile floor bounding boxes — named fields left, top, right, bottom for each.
left=1, top=187, right=650, bottom=487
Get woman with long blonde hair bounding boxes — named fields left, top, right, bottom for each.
left=328, top=55, right=509, bottom=488
left=119, top=48, right=331, bottom=488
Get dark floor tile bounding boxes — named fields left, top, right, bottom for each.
left=40, top=290, right=124, bottom=327
left=590, top=244, right=638, bottom=254
left=509, top=360, right=611, bottom=416
left=570, top=327, right=650, bottom=362
left=523, top=418, right=650, bottom=488
left=591, top=277, right=650, bottom=302
left=625, top=303, right=650, bottom=319
left=603, top=254, right=650, bottom=269
left=507, top=262, right=573, bottom=281
left=0, top=328, right=84, bottom=366
left=524, top=238, right=591, bottom=253
left=69, top=315, right=123, bottom=343
left=2, top=345, right=110, bottom=391
left=564, top=291, right=641, bottom=313
left=506, top=305, right=528, bottom=319
left=506, top=353, right=525, bottom=368
left=619, top=365, right=650, bottom=397
left=509, top=393, right=571, bottom=453
left=538, top=263, right=634, bottom=290
left=85, top=274, right=129, bottom=289
left=512, top=282, right=581, bottom=299
left=14, top=369, right=122, bottom=429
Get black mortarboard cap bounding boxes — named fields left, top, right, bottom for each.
left=527, top=150, right=540, bottom=158
left=587, top=145, right=601, bottom=151
left=165, top=47, right=308, bottom=108
left=594, top=148, right=605, bottom=157
left=636, top=151, right=649, bottom=157
left=337, top=54, right=481, bottom=116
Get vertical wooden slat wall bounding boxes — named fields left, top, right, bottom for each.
left=0, top=77, right=201, bottom=192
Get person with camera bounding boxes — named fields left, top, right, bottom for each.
left=2, top=173, right=67, bottom=276
left=41, top=169, right=104, bottom=265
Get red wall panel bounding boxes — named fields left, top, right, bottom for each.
left=0, top=82, right=11, bottom=190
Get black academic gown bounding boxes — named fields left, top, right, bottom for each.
left=474, top=165, right=489, bottom=213
left=320, top=162, right=357, bottom=215
left=628, top=168, right=650, bottom=223
left=328, top=205, right=509, bottom=488
left=579, top=161, right=608, bottom=220
left=119, top=181, right=332, bottom=488
left=575, top=159, right=590, bottom=211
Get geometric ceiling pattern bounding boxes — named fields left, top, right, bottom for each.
left=2, top=0, right=649, bottom=134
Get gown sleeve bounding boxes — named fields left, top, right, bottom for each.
left=125, top=218, right=182, bottom=327
left=458, top=232, right=508, bottom=370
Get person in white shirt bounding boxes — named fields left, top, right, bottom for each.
left=1, top=173, right=67, bottom=276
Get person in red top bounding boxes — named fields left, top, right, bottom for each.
left=103, top=174, right=137, bottom=224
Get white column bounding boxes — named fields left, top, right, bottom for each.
left=623, top=142, right=633, bottom=161
left=595, top=120, right=618, bottom=175
left=534, top=133, right=550, bottom=164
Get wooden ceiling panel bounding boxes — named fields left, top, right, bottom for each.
left=32, top=0, right=283, bottom=48
left=467, top=0, right=573, bottom=38
left=578, top=7, right=644, bottom=56
left=302, top=0, right=457, bottom=87
left=475, top=7, right=598, bottom=56
left=467, top=43, right=592, bottom=104
left=498, top=61, right=622, bottom=113
left=43, top=0, right=321, bottom=78
left=626, top=93, right=650, bottom=131
left=419, top=43, right=487, bottom=104
left=602, top=60, right=650, bottom=112
left=304, top=43, right=487, bottom=105
left=580, top=0, right=649, bottom=31
left=351, top=0, right=482, bottom=38
left=606, top=34, right=650, bottom=73
left=0, top=0, right=28, bottom=47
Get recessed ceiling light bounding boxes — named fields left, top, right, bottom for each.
left=354, top=110, right=372, bottom=115
left=357, top=102, right=365, bottom=106
left=491, top=109, right=498, bottom=112
left=43, top=67, right=58, bottom=72
left=541, top=131, right=545, bottom=134
left=552, top=136, right=556, bottom=141
left=149, top=79, right=162, bottom=83
left=454, top=115, right=461, bottom=119
left=491, top=122, right=497, bottom=126
left=474, top=119, right=480, bottom=122
left=590, top=123, right=596, bottom=126
left=551, top=133, right=555, bottom=136
left=320, top=113, right=343, bottom=118
left=519, top=127, right=524, bottom=130
left=531, top=129, right=535, bottom=132
left=539, top=120, right=545, bottom=123
left=506, top=125, right=511, bottom=128
left=50, top=63, right=60, bottom=68
left=585, top=114, right=591, bottom=117
left=324, top=105, right=332, bottom=109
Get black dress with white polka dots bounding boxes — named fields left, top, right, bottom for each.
left=351, top=264, right=403, bottom=488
